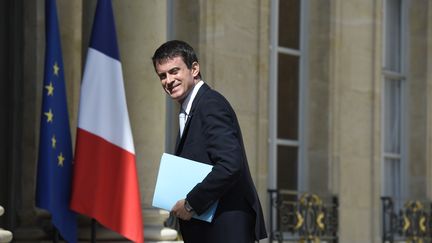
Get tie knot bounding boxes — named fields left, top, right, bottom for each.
left=179, top=107, right=188, bottom=117
left=179, top=113, right=186, bottom=120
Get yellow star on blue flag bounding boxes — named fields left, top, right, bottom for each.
left=35, top=0, right=77, bottom=242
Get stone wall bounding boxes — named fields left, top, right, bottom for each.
left=328, top=1, right=382, bottom=241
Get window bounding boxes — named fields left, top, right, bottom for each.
left=269, top=0, right=308, bottom=191
left=382, top=0, right=407, bottom=199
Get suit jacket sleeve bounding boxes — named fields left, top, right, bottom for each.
left=186, top=94, right=244, bottom=215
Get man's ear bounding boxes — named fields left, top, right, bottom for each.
left=191, top=62, right=200, bottom=78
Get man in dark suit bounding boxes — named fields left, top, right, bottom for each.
left=152, top=40, right=267, bottom=243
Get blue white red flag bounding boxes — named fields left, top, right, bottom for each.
left=70, top=1, right=144, bottom=242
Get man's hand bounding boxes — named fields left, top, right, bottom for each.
left=171, top=199, right=193, bottom=221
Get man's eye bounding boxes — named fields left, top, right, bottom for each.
left=170, top=68, right=179, bottom=75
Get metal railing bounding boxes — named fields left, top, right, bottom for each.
left=268, top=189, right=338, bottom=243
left=381, top=197, right=432, bottom=243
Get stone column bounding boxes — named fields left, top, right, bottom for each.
left=197, top=0, right=269, bottom=203
left=307, top=0, right=331, bottom=194
left=112, top=0, right=177, bottom=241
left=408, top=0, right=429, bottom=198
left=328, top=0, right=382, bottom=242
left=427, top=0, right=432, bottom=200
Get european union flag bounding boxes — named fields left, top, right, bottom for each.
left=35, top=0, right=77, bottom=242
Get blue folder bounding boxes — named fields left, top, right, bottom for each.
left=152, top=153, right=218, bottom=222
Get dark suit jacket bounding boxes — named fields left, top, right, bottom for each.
left=175, top=83, right=267, bottom=241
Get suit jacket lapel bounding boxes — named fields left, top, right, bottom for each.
left=175, top=83, right=210, bottom=154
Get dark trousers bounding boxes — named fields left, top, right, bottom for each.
left=179, top=210, right=255, bottom=243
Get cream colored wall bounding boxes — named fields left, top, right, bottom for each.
left=112, top=1, right=176, bottom=239
left=57, top=0, right=82, bottom=143
left=196, top=0, right=270, bottom=208
left=112, top=0, right=167, bottom=208
left=427, top=0, right=432, bottom=200
left=307, top=0, right=331, bottom=194
left=408, top=0, right=429, bottom=198
left=171, top=0, right=269, bottom=204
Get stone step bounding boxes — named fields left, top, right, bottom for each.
left=12, top=207, right=177, bottom=242
left=74, top=225, right=178, bottom=241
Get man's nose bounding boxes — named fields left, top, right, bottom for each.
left=167, top=74, right=175, bottom=85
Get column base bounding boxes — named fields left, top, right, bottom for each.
left=0, top=205, right=12, bottom=243
left=0, top=229, right=12, bottom=243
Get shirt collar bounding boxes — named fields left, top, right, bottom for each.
left=181, top=80, right=204, bottom=115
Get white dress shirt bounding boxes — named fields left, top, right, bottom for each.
left=179, top=80, right=204, bottom=136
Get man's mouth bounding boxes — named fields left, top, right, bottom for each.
left=168, top=83, right=180, bottom=94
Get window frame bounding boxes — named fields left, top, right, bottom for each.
left=381, top=0, right=409, bottom=199
left=269, top=0, right=309, bottom=191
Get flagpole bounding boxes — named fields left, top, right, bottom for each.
left=91, top=218, right=97, bottom=243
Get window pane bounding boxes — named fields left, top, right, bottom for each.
left=384, top=0, right=401, bottom=71
left=277, top=145, right=298, bottom=190
left=278, top=0, right=300, bottom=49
left=383, top=158, right=401, bottom=198
left=383, top=79, right=402, bottom=153
left=278, top=53, right=299, bottom=139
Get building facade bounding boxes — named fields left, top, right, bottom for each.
left=0, top=0, right=432, bottom=242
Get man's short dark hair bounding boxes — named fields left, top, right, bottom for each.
left=152, top=40, right=201, bottom=78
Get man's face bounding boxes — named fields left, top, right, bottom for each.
left=155, top=56, right=200, bottom=103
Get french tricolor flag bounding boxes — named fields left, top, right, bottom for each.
left=70, top=1, right=144, bottom=242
